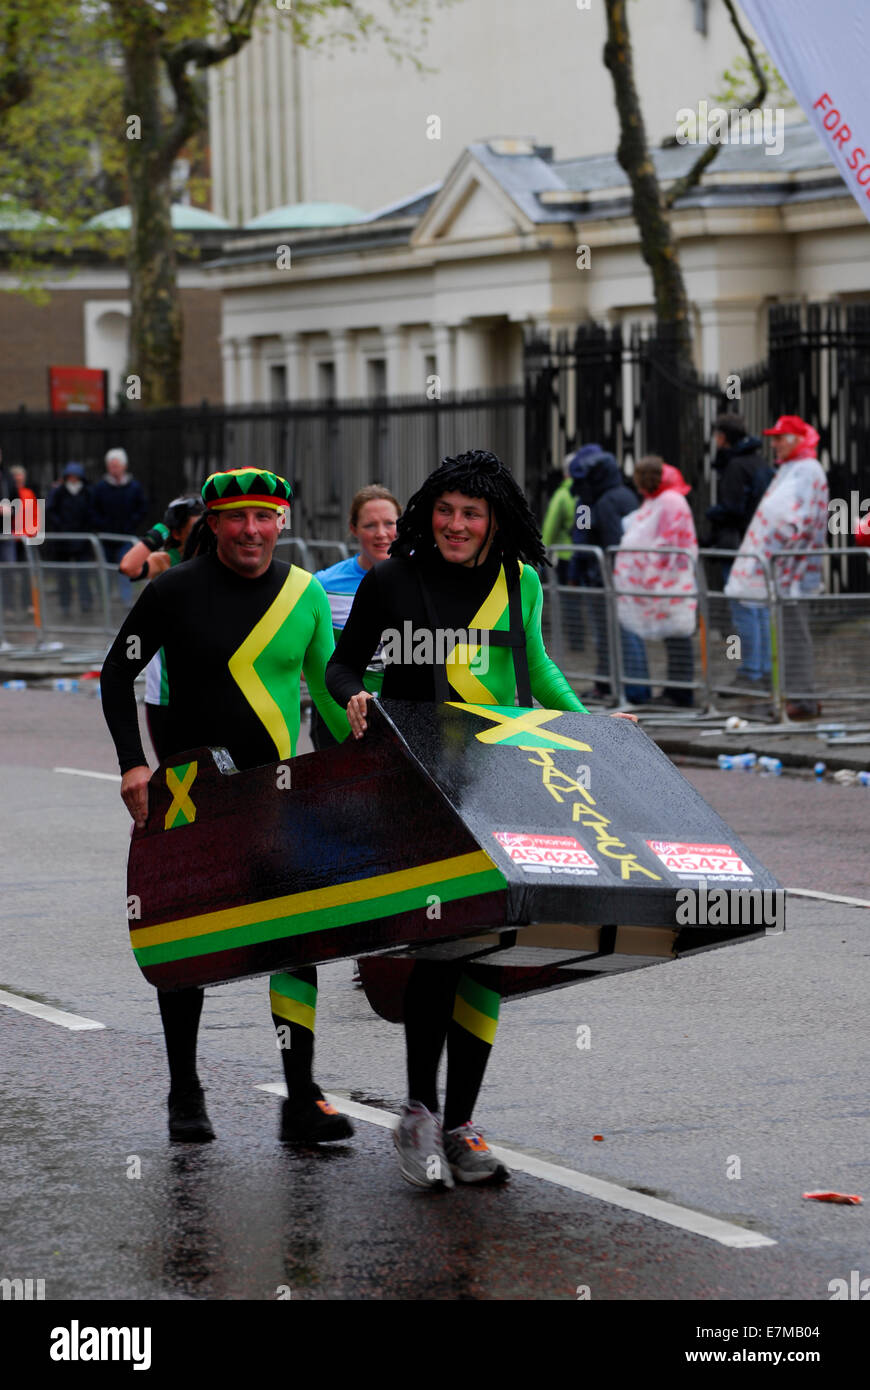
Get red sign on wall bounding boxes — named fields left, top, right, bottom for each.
left=48, top=366, right=108, bottom=414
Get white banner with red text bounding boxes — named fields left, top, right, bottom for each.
left=739, top=0, right=870, bottom=224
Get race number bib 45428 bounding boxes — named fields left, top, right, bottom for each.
left=493, top=832, right=598, bottom=875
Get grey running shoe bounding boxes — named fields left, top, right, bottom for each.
left=443, top=1122, right=510, bottom=1185
left=393, top=1101, right=454, bottom=1190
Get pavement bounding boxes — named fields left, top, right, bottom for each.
left=646, top=713, right=870, bottom=775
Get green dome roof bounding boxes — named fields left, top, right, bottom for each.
left=243, top=202, right=366, bottom=230
left=0, top=199, right=60, bottom=230
left=84, top=204, right=232, bottom=230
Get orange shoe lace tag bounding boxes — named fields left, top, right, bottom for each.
left=316, top=1100, right=338, bottom=1115
left=465, top=1133, right=488, bottom=1152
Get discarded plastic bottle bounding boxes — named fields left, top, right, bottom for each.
left=833, top=768, right=859, bottom=786
left=53, top=678, right=79, bottom=691
left=2, top=679, right=26, bottom=690
left=717, top=752, right=757, bottom=770
left=858, top=771, right=870, bottom=787
left=814, top=762, right=826, bottom=779
left=758, top=756, right=783, bottom=775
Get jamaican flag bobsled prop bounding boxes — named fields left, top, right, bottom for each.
left=127, top=700, right=782, bottom=995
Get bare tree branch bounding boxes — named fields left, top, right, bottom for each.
left=165, top=0, right=261, bottom=72
left=722, top=0, right=767, bottom=103
left=159, top=0, right=261, bottom=167
left=603, top=0, right=691, bottom=357
left=664, top=0, right=769, bottom=210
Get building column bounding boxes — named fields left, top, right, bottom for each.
left=382, top=326, right=405, bottom=397
left=454, top=321, right=490, bottom=393
left=281, top=332, right=304, bottom=402
left=237, top=338, right=255, bottom=403
left=220, top=336, right=238, bottom=406
left=432, top=321, right=455, bottom=395
left=330, top=329, right=352, bottom=399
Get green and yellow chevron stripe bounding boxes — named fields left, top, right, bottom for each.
left=452, top=973, right=501, bottom=1044
left=270, top=972, right=317, bottom=1031
left=130, top=851, right=505, bottom=968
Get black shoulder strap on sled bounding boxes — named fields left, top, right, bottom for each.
left=415, top=558, right=533, bottom=707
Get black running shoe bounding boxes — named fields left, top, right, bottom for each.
left=280, top=1095, right=354, bottom=1143
left=168, top=1084, right=215, bottom=1142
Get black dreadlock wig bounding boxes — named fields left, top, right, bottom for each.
left=183, top=512, right=217, bottom=560
left=392, top=449, right=548, bottom=569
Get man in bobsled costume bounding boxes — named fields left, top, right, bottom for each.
left=102, top=468, right=353, bottom=1145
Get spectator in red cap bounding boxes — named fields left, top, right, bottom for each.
left=726, top=414, right=828, bottom=720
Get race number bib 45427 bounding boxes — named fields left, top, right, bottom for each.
left=646, top=841, right=752, bottom=880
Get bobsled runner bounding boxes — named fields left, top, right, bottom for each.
left=127, top=700, right=782, bottom=1010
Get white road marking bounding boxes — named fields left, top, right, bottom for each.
left=0, top=988, right=106, bottom=1031
left=786, top=888, right=870, bottom=908
left=54, top=767, right=121, bottom=782
left=256, top=1083, right=775, bottom=1249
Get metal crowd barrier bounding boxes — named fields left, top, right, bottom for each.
left=2, top=533, right=120, bottom=662
left=543, top=544, right=870, bottom=717
left=11, top=534, right=865, bottom=717
left=1, top=531, right=356, bottom=655
left=770, top=547, right=870, bottom=707
left=697, top=548, right=780, bottom=717
left=304, top=539, right=350, bottom=570
left=541, top=545, right=616, bottom=695
left=275, top=537, right=350, bottom=572
left=275, top=536, right=311, bottom=569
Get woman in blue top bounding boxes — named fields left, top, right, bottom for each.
left=310, top=484, right=401, bottom=749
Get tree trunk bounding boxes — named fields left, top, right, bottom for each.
left=603, top=0, right=692, bottom=372
left=121, top=25, right=182, bottom=409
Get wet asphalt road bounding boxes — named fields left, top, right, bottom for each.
left=1, top=687, right=868, bottom=1304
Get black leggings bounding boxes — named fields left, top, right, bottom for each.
left=146, top=708, right=318, bottom=1101
left=404, top=959, right=502, bottom=1131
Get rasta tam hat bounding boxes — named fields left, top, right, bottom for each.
left=201, top=468, right=292, bottom=512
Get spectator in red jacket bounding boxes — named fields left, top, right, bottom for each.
left=8, top=465, right=40, bottom=613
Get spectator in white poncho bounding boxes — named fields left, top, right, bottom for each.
left=725, top=414, right=828, bottom=720
left=614, top=456, right=698, bottom=707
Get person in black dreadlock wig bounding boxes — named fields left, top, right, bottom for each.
left=326, top=447, right=640, bottom=1193
left=392, top=449, right=548, bottom=572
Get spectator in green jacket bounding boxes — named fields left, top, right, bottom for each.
left=541, top=462, right=576, bottom=583
left=541, top=454, right=590, bottom=650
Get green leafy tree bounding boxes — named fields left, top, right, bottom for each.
left=1, top=0, right=455, bottom=407
left=0, top=4, right=127, bottom=300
